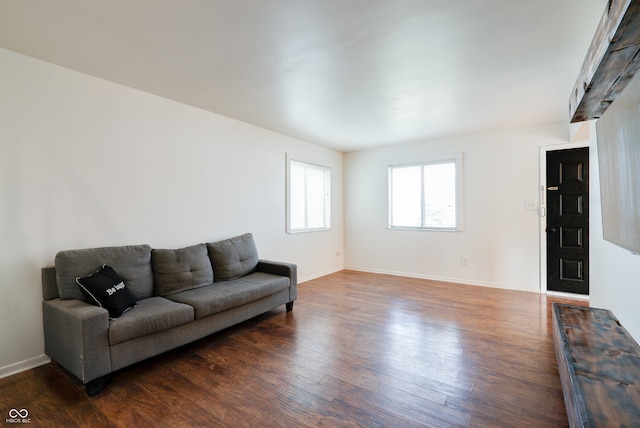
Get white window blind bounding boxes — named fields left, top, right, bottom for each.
left=287, top=157, right=331, bottom=233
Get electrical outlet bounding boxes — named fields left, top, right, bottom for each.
left=461, top=257, right=468, bottom=266
left=335, top=250, right=341, bottom=257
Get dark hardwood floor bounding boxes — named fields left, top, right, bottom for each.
left=0, top=270, right=585, bottom=427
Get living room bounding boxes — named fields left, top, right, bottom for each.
left=2, top=1, right=640, bottom=425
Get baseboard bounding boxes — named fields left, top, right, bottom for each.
left=546, top=290, right=590, bottom=300
left=298, top=267, right=343, bottom=284
left=0, top=354, right=50, bottom=379
left=344, top=266, right=539, bottom=293
left=0, top=270, right=339, bottom=379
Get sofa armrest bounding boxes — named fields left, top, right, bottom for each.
left=257, top=260, right=297, bottom=302
left=41, top=266, right=59, bottom=300
left=42, top=298, right=111, bottom=384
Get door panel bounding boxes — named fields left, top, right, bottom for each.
left=546, top=148, right=589, bottom=295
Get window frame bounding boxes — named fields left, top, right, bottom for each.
left=387, top=153, right=464, bottom=231
left=286, top=154, right=332, bottom=234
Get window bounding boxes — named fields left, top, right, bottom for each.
left=388, top=153, right=463, bottom=230
left=287, top=156, right=331, bottom=233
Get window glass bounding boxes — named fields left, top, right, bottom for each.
left=390, top=165, right=422, bottom=228
left=423, top=162, right=456, bottom=228
left=388, top=154, right=462, bottom=231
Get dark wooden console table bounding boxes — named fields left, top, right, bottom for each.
left=552, top=303, right=640, bottom=427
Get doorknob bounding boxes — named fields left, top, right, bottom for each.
left=547, top=227, right=557, bottom=234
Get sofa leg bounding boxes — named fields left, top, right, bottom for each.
left=286, top=301, right=294, bottom=312
left=85, top=377, right=104, bottom=397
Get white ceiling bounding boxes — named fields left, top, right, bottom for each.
left=0, top=1, right=605, bottom=152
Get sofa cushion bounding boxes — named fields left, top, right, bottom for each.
left=152, top=244, right=213, bottom=296
left=56, top=245, right=153, bottom=301
left=207, top=233, right=259, bottom=281
left=166, top=272, right=289, bottom=319
left=76, top=264, right=137, bottom=319
left=108, top=297, right=194, bottom=346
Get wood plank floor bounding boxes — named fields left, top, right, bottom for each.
left=0, top=270, right=586, bottom=427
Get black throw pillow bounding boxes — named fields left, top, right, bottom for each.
left=76, top=264, right=137, bottom=319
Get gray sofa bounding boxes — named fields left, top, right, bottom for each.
left=41, top=233, right=296, bottom=395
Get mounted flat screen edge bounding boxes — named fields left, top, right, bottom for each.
left=595, top=69, right=640, bottom=255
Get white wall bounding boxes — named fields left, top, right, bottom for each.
left=344, top=124, right=575, bottom=292
left=6, top=42, right=639, bottom=378
left=589, top=121, right=640, bottom=341
left=0, top=48, right=344, bottom=375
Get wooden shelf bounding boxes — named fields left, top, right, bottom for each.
left=552, top=303, right=640, bottom=427
left=569, top=0, right=640, bottom=123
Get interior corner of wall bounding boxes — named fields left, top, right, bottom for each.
left=569, top=120, right=592, bottom=143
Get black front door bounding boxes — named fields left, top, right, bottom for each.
left=546, top=147, right=589, bottom=295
